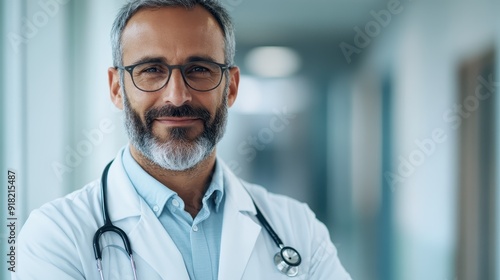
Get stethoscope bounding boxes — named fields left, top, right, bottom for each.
left=93, top=161, right=301, bottom=279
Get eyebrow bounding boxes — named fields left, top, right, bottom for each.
left=129, top=55, right=223, bottom=66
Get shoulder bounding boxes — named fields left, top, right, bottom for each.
left=219, top=159, right=315, bottom=232
left=246, top=182, right=310, bottom=214
left=243, top=181, right=317, bottom=235
left=238, top=180, right=352, bottom=279
left=21, top=179, right=102, bottom=240
left=219, top=160, right=311, bottom=219
left=19, top=178, right=103, bottom=254
left=35, top=179, right=102, bottom=227
left=16, top=179, right=102, bottom=278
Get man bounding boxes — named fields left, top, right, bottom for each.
left=15, top=0, right=351, bottom=279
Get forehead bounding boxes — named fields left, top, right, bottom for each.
left=121, top=5, right=225, bottom=64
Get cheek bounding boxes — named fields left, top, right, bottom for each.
left=208, top=99, right=224, bottom=123
left=211, top=88, right=227, bottom=109
left=191, top=92, right=219, bottom=113
left=125, top=89, right=156, bottom=117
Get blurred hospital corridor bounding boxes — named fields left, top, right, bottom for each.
left=1, top=0, right=500, bottom=279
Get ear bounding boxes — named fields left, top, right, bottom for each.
left=226, top=66, right=240, bottom=108
left=108, top=67, right=124, bottom=110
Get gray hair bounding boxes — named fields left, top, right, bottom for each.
left=110, top=0, right=236, bottom=67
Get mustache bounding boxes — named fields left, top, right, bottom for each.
left=145, top=105, right=211, bottom=126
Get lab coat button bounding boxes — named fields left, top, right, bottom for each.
left=192, top=225, right=199, bottom=232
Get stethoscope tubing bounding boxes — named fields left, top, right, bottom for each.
left=93, top=160, right=300, bottom=278
left=251, top=195, right=302, bottom=273
left=93, top=161, right=138, bottom=280
left=254, top=202, right=285, bottom=249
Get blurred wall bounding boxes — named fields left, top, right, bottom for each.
left=352, top=1, right=500, bottom=279
left=1, top=1, right=125, bottom=279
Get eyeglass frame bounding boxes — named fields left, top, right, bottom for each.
left=115, top=60, right=232, bottom=92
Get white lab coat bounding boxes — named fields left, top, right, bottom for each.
left=13, top=148, right=351, bottom=280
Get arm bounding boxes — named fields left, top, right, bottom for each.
left=12, top=209, right=86, bottom=280
left=307, top=207, right=352, bottom=280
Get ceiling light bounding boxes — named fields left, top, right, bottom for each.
left=245, top=46, right=301, bottom=78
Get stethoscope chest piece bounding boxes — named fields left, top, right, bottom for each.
left=251, top=194, right=302, bottom=278
left=274, top=246, right=301, bottom=277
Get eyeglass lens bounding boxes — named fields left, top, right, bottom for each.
left=130, top=61, right=224, bottom=92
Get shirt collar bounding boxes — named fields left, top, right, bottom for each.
left=121, top=145, right=225, bottom=216
left=205, top=158, right=224, bottom=213
left=122, top=146, right=174, bottom=217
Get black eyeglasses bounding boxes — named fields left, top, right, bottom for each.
left=116, top=60, right=230, bottom=92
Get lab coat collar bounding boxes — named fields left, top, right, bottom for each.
left=105, top=147, right=262, bottom=279
left=219, top=160, right=256, bottom=214
left=106, top=148, right=142, bottom=221
left=106, top=147, right=189, bottom=278
left=127, top=195, right=189, bottom=279
left=218, top=160, right=261, bottom=280
left=105, top=148, right=258, bottom=220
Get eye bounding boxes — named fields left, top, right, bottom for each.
left=142, top=66, right=163, bottom=73
left=184, top=62, right=220, bottom=78
left=135, top=63, right=167, bottom=75
left=188, top=65, right=211, bottom=74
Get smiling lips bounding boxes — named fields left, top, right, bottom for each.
left=155, top=117, right=202, bottom=127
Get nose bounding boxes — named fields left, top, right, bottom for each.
left=160, top=69, right=192, bottom=107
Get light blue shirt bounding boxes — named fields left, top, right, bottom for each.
left=121, top=146, right=224, bottom=280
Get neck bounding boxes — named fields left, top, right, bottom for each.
left=129, top=145, right=216, bottom=218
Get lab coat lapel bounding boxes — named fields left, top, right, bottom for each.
left=126, top=201, right=189, bottom=279
left=106, top=149, right=189, bottom=279
left=218, top=162, right=261, bottom=280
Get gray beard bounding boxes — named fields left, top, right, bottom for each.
left=121, top=82, right=228, bottom=171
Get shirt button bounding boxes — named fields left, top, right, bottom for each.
left=172, top=199, right=180, bottom=207
left=192, top=225, right=199, bottom=232
left=153, top=205, right=159, bottom=212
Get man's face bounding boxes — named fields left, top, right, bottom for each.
left=109, top=5, right=239, bottom=170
